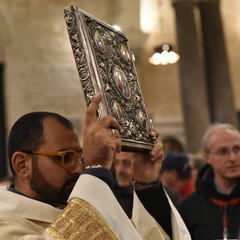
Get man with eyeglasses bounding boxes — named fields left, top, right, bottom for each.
left=179, top=123, right=240, bottom=240
left=0, top=94, right=190, bottom=239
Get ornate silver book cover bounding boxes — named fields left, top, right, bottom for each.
left=64, top=6, right=154, bottom=151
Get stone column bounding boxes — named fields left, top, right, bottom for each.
left=198, top=0, right=238, bottom=126
left=172, top=0, right=210, bottom=152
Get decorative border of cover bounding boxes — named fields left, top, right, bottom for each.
left=64, top=6, right=154, bottom=151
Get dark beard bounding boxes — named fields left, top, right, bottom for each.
left=30, top=159, right=79, bottom=207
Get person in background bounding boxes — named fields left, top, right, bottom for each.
left=160, top=152, right=195, bottom=200
left=162, top=136, right=185, bottom=154
left=113, top=151, right=182, bottom=215
left=113, top=151, right=133, bottom=218
left=162, top=184, right=183, bottom=209
left=0, top=94, right=191, bottom=240
left=179, top=123, right=240, bottom=240
left=188, top=153, right=206, bottom=182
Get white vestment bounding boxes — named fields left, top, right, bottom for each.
left=0, top=174, right=191, bottom=240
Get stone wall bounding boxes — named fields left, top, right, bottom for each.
left=0, top=0, right=112, bottom=137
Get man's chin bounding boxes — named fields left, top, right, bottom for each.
left=66, top=182, right=76, bottom=190
left=118, top=182, right=131, bottom=188
left=63, top=180, right=78, bottom=196
left=65, top=177, right=78, bottom=190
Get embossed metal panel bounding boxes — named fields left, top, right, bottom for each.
left=64, top=6, right=154, bottom=151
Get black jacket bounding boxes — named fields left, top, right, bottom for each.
left=179, top=164, right=240, bottom=240
left=114, top=185, right=133, bottom=218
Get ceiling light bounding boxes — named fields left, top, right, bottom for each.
left=149, top=44, right=180, bottom=65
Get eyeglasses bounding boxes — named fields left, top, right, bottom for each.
left=22, top=149, right=83, bottom=169
left=207, top=145, right=240, bottom=158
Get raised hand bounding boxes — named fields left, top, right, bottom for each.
left=82, top=94, right=122, bottom=169
left=131, top=130, right=164, bottom=186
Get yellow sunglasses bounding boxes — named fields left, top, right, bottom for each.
left=22, top=149, right=83, bottom=169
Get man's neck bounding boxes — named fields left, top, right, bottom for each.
left=214, top=178, right=236, bottom=195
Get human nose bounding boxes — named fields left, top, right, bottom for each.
left=228, top=150, right=238, bottom=160
left=116, top=163, right=125, bottom=172
left=70, top=159, right=83, bottom=174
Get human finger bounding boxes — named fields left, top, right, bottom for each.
left=85, top=93, right=102, bottom=125
left=99, top=115, right=121, bottom=131
left=109, top=128, right=121, bottom=138
left=150, top=140, right=164, bottom=160
left=149, top=128, right=160, bottom=141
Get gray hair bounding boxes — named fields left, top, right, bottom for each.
left=201, top=122, right=240, bottom=153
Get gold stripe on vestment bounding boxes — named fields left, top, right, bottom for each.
left=46, top=198, right=118, bottom=240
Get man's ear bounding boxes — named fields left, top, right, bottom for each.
left=12, top=151, right=31, bottom=178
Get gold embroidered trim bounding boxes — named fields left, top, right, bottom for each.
left=46, top=198, right=118, bottom=240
